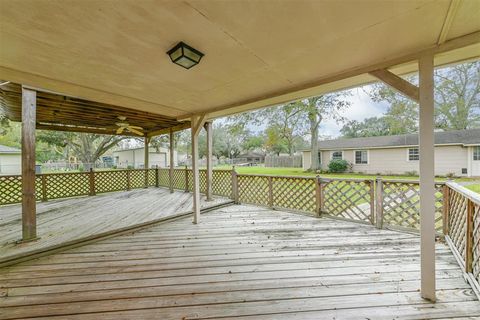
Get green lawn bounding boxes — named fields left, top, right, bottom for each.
left=466, top=184, right=480, bottom=194
left=215, top=165, right=477, bottom=182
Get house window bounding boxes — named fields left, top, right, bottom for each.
left=408, top=148, right=419, bottom=161
left=474, top=146, right=480, bottom=161
left=331, top=151, right=343, bottom=160
left=355, top=150, right=368, bottom=164
left=318, top=151, right=322, bottom=164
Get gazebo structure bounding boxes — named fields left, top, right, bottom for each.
left=0, top=0, right=479, bottom=317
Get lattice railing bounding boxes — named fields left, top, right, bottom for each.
left=443, top=182, right=480, bottom=299
left=212, top=170, right=233, bottom=197
left=272, top=176, right=316, bottom=214
left=95, top=170, right=128, bottom=193
left=322, top=179, right=373, bottom=223
left=45, top=172, right=90, bottom=199
left=238, top=175, right=270, bottom=206
left=381, top=180, right=444, bottom=232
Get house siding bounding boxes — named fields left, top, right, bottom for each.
left=303, top=145, right=468, bottom=176
left=0, top=153, right=21, bottom=175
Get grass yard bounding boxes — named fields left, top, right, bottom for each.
left=466, top=184, right=480, bottom=194
left=214, top=165, right=477, bottom=183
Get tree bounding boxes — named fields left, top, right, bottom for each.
left=37, top=131, right=128, bottom=169
left=295, top=94, right=350, bottom=171
left=340, top=117, right=390, bottom=138
left=368, top=61, right=480, bottom=132
left=435, top=62, right=480, bottom=130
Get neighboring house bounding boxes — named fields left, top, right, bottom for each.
left=237, top=152, right=265, bottom=164
left=302, top=129, right=480, bottom=177
left=113, top=147, right=177, bottom=169
left=0, top=144, right=21, bottom=175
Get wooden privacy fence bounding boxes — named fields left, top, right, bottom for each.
left=0, top=168, right=234, bottom=205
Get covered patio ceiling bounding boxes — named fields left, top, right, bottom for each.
left=0, top=0, right=479, bottom=121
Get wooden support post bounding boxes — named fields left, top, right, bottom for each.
left=155, top=165, right=159, bottom=188
left=126, top=169, right=131, bottom=191
left=369, top=69, right=419, bottom=102
left=191, top=114, right=206, bottom=224
left=369, top=180, right=375, bottom=225
left=466, top=199, right=474, bottom=273
left=144, top=137, right=149, bottom=188
left=315, top=176, right=323, bottom=217
left=442, top=184, right=450, bottom=236
left=89, top=168, right=96, bottom=196
left=169, top=128, right=174, bottom=193
left=268, top=176, right=274, bottom=208
left=184, top=165, right=189, bottom=192
left=375, top=177, right=384, bottom=229
left=41, top=175, right=47, bottom=202
left=21, top=87, right=37, bottom=241
left=232, top=167, right=239, bottom=204
left=205, top=122, right=213, bottom=201
left=419, top=53, right=436, bottom=302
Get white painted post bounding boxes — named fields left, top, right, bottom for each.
left=419, top=53, right=436, bottom=302
left=205, top=121, right=213, bottom=201
left=169, top=128, right=174, bottom=193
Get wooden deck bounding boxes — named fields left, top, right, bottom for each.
left=0, top=188, right=231, bottom=264
left=0, top=204, right=478, bottom=319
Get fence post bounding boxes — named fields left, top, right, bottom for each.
left=155, top=165, right=159, bottom=188
left=232, top=167, right=239, bottom=204
left=315, top=176, right=323, bottom=217
left=442, top=183, right=450, bottom=236
left=144, top=169, right=149, bottom=189
left=375, top=177, right=383, bottom=229
left=41, top=175, right=48, bottom=202
left=369, top=180, right=375, bottom=225
left=185, top=165, right=189, bottom=192
left=89, top=168, right=96, bottom=196
left=466, top=199, right=474, bottom=273
left=268, top=176, right=274, bottom=208
left=126, top=169, right=131, bottom=191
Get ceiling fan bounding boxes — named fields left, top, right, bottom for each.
left=115, top=116, right=144, bottom=136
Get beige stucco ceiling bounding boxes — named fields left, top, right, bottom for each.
left=0, top=0, right=479, bottom=120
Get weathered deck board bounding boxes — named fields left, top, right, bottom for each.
left=0, top=204, right=478, bottom=319
left=0, top=188, right=230, bottom=262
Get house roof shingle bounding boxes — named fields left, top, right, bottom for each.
left=0, top=144, right=21, bottom=154
left=315, top=129, right=480, bottom=150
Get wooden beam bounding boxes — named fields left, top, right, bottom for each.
left=192, top=114, right=207, bottom=137
left=21, top=87, right=37, bottom=241
left=191, top=116, right=201, bottom=224
left=205, top=121, right=213, bottom=201
left=369, top=69, right=419, bottom=103
left=147, top=122, right=191, bottom=138
left=419, top=53, right=436, bottom=302
left=438, top=0, right=462, bottom=45
left=169, top=128, right=174, bottom=194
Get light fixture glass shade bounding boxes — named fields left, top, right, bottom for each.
left=167, top=42, right=204, bottom=69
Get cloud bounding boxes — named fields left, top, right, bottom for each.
left=319, top=85, right=388, bottom=137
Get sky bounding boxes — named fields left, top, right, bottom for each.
left=319, top=85, right=389, bottom=138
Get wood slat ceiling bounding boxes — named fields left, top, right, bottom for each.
left=0, top=83, right=189, bottom=137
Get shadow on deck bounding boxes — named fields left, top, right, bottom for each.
left=0, top=188, right=232, bottom=265
left=0, top=204, right=478, bottom=319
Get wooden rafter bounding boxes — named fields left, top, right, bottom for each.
left=0, top=82, right=186, bottom=136
left=438, top=0, right=462, bottom=45
left=369, top=69, right=419, bottom=103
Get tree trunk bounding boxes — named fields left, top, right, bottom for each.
left=309, top=117, right=320, bottom=171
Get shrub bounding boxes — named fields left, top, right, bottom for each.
left=404, top=170, right=417, bottom=176
left=445, top=172, right=456, bottom=179
left=127, top=165, right=134, bottom=170
left=328, top=159, right=349, bottom=173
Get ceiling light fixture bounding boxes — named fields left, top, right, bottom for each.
left=167, top=42, right=204, bottom=69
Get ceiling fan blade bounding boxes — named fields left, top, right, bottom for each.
left=129, top=126, right=143, bottom=130
left=128, top=127, right=144, bottom=136
left=116, top=127, right=125, bottom=135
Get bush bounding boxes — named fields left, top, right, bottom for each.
left=328, top=159, right=349, bottom=173
left=404, top=170, right=417, bottom=176
left=445, top=172, right=456, bottom=179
